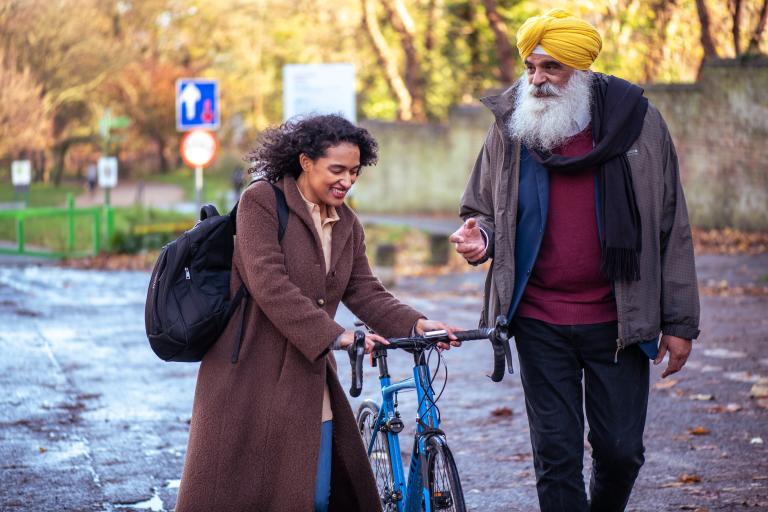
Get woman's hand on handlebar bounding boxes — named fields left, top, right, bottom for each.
left=337, top=330, right=389, bottom=353
left=415, top=319, right=462, bottom=350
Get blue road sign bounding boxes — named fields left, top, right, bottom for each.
left=176, top=78, right=219, bottom=131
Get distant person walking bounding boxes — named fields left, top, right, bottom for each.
left=451, top=9, right=700, bottom=512
left=85, top=162, right=97, bottom=195
left=175, top=114, right=458, bottom=512
left=231, top=165, right=245, bottom=196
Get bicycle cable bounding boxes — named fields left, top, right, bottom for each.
left=416, top=344, right=449, bottom=428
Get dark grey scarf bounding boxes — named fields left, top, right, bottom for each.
left=531, top=73, right=648, bottom=281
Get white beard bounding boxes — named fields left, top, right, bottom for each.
left=508, top=70, right=593, bottom=152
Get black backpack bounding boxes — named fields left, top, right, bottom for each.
left=144, top=181, right=288, bottom=362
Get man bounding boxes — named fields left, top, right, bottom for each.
left=450, top=9, right=700, bottom=511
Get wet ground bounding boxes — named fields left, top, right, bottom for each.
left=1, top=253, right=766, bottom=511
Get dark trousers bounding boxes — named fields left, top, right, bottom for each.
left=512, top=317, right=649, bottom=512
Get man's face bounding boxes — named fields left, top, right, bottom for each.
left=524, top=54, right=577, bottom=92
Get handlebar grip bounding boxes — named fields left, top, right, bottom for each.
left=452, top=328, right=492, bottom=342
left=347, top=330, right=366, bottom=397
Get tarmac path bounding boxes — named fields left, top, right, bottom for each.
left=0, top=254, right=766, bottom=511
left=74, top=182, right=185, bottom=209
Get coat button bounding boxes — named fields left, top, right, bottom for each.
left=317, top=298, right=326, bottom=306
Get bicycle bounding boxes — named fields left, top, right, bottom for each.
left=346, top=315, right=514, bottom=512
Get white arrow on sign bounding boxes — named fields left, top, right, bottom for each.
left=180, top=83, right=201, bottom=121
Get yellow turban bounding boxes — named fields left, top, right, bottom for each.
left=516, top=9, right=602, bottom=70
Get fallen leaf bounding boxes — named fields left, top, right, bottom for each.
left=688, top=426, right=711, bottom=436
left=750, top=437, right=764, bottom=445
left=690, top=394, right=715, bottom=401
left=753, top=476, right=768, bottom=481
left=680, top=474, right=702, bottom=484
left=491, top=407, right=513, bottom=417
left=38, top=447, right=47, bottom=453
left=750, top=380, right=768, bottom=398
left=654, top=379, right=679, bottom=390
left=757, top=399, right=768, bottom=410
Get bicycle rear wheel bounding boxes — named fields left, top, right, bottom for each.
left=426, top=436, right=466, bottom=512
left=357, top=400, right=399, bottom=511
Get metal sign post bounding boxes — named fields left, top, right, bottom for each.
left=195, top=166, right=204, bottom=210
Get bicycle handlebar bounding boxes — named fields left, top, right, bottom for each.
left=346, top=315, right=513, bottom=398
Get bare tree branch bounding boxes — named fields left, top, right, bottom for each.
left=379, top=0, right=426, bottom=121
left=695, top=0, right=719, bottom=58
left=361, top=0, right=413, bottom=121
left=747, top=0, right=768, bottom=53
left=643, top=0, right=678, bottom=82
left=481, top=0, right=517, bottom=85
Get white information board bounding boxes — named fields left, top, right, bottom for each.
left=11, top=160, right=32, bottom=186
left=98, top=156, right=119, bottom=188
left=283, top=63, right=356, bottom=122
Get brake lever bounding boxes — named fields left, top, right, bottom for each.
left=488, top=315, right=513, bottom=382
left=347, top=330, right=367, bottom=397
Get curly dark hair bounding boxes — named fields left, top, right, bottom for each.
left=246, top=114, right=378, bottom=182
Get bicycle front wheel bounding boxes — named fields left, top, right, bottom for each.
left=357, top=400, right=398, bottom=511
left=426, top=436, right=466, bottom=512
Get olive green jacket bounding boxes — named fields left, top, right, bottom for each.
left=460, top=83, right=701, bottom=348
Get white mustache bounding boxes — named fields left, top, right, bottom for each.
left=530, top=82, right=562, bottom=98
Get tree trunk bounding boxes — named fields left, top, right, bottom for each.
left=379, top=0, right=426, bottom=121
left=731, top=0, right=743, bottom=55
left=361, top=0, right=414, bottom=121
left=52, top=140, right=71, bottom=186
left=747, top=0, right=768, bottom=53
left=481, top=0, right=517, bottom=85
left=695, top=0, right=719, bottom=58
left=156, top=137, right=169, bottom=173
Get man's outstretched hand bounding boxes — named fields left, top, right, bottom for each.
left=449, top=218, right=486, bottom=263
left=654, top=335, right=693, bottom=378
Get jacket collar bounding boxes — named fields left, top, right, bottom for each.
left=480, top=84, right=518, bottom=129
left=277, top=176, right=354, bottom=272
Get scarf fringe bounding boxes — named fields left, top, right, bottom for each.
left=602, top=247, right=641, bottom=281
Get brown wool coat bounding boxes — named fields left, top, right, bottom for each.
left=175, top=177, right=424, bottom=512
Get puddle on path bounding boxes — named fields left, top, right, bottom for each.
left=724, top=371, right=763, bottom=383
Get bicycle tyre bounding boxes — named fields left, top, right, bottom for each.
left=356, top=400, right=399, bottom=512
left=426, top=436, right=466, bottom=512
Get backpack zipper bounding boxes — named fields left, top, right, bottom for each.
left=184, top=267, right=191, bottom=280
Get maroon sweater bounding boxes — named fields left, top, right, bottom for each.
left=515, top=127, right=618, bottom=325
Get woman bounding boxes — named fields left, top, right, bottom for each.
left=176, top=114, right=458, bottom=512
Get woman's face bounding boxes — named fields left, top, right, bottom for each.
left=298, top=142, right=361, bottom=207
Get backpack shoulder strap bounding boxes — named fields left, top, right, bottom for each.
left=229, top=179, right=289, bottom=241
left=271, top=183, right=288, bottom=242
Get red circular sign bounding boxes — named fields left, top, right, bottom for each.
left=180, top=130, right=218, bottom=168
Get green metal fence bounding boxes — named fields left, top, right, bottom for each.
left=0, top=194, right=114, bottom=258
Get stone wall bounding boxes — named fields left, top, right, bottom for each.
left=355, top=57, right=768, bottom=229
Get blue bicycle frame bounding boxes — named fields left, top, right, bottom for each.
left=366, top=351, right=442, bottom=512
